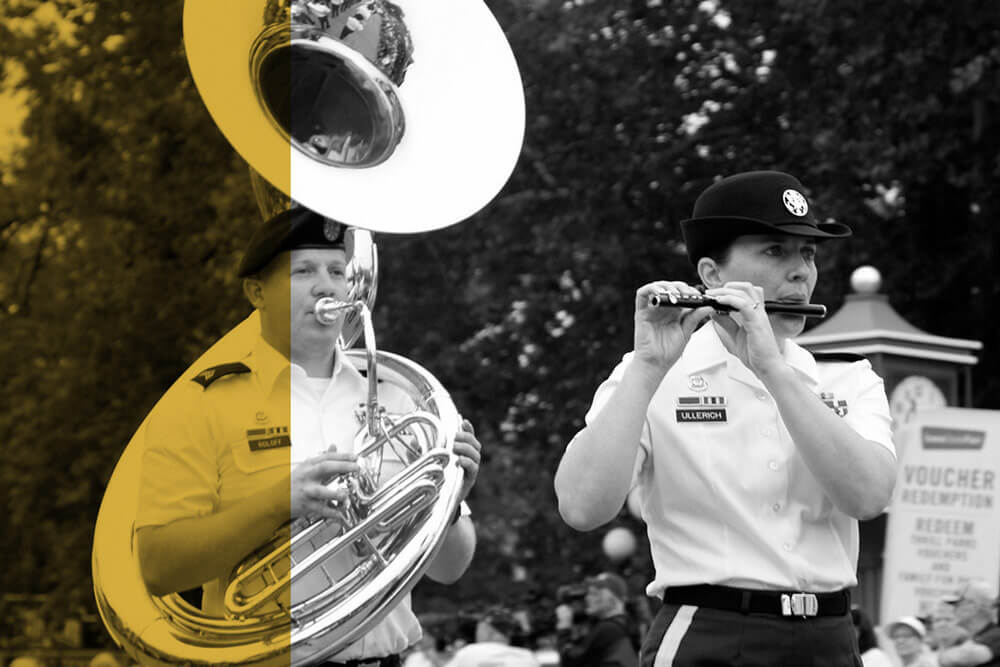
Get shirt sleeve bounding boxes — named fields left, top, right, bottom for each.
left=567, top=352, right=651, bottom=485
left=135, top=387, right=220, bottom=530
left=844, top=360, right=896, bottom=457
left=443, top=646, right=471, bottom=667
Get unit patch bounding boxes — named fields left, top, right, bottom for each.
left=676, top=395, right=728, bottom=423
left=247, top=425, right=291, bottom=451
left=820, top=392, right=849, bottom=417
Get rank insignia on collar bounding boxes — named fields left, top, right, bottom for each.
left=191, top=362, right=251, bottom=388
left=820, top=392, right=849, bottom=417
left=675, top=395, right=728, bottom=423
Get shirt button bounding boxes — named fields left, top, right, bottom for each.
left=757, top=393, right=768, bottom=401
left=760, top=425, right=774, bottom=437
left=783, top=543, right=792, bottom=552
left=772, top=503, right=781, bottom=512
left=769, top=460, right=779, bottom=471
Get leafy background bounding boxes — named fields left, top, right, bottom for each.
left=1, top=0, right=998, bottom=646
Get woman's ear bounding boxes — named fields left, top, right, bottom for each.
left=697, top=257, right=723, bottom=288
left=242, top=277, right=265, bottom=310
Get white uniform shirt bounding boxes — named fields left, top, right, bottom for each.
left=137, top=333, right=439, bottom=659
left=570, top=323, right=894, bottom=597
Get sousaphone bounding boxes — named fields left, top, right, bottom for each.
left=91, top=1, right=524, bottom=664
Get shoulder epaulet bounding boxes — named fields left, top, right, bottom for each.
left=813, top=352, right=867, bottom=364
left=191, top=362, right=251, bottom=388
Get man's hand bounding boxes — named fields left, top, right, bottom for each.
left=286, top=451, right=360, bottom=521
left=454, top=419, right=482, bottom=503
left=933, top=623, right=969, bottom=650
left=555, top=603, right=575, bottom=630
left=634, top=281, right=714, bottom=372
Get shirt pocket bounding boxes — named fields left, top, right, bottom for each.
left=221, top=439, right=290, bottom=504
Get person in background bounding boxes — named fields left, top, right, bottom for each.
left=851, top=607, right=893, bottom=667
left=8, top=657, right=46, bottom=667
left=403, top=630, right=446, bottom=667
left=937, top=581, right=1000, bottom=667
left=931, top=597, right=970, bottom=651
left=888, top=617, right=936, bottom=667
left=445, top=608, right=540, bottom=667
left=88, top=653, right=120, bottom=667
left=557, top=572, right=637, bottom=667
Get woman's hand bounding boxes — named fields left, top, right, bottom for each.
left=633, top=281, right=715, bottom=372
left=704, top=282, right=786, bottom=375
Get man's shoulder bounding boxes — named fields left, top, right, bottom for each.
left=593, top=615, right=630, bottom=639
left=812, top=352, right=868, bottom=364
left=450, top=643, right=538, bottom=666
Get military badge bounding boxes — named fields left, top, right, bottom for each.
left=247, top=425, right=291, bottom=451
left=676, top=395, right=728, bottom=423
left=323, top=218, right=344, bottom=242
left=820, top=392, right=848, bottom=417
left=782, top=189, right=809, bottom=216
left=687, top=375, right=709, bottom=392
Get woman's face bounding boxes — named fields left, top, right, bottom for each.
left=889, top=626, right=923, bottom=659
left=711, top=234, right=819, bottom=339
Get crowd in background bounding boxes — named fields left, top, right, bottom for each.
left=401, top=577, right=1000, bottom=667
left=3, top=577, right=998, bottom=667
left=852, top=581, right=1000, bottom=667
left=400, top=571, right=643, bottom=667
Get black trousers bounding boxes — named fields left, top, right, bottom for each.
left=640, top=602, right=862, bottom=667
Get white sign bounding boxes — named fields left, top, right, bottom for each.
left=881, top=408, right=1000, bottom=622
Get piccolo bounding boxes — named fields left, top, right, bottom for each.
left=649, top=292, right=828, bottom=319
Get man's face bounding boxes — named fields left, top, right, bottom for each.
left=715, top=234, right=818, bottom=338
left=931, top=602, right=958, bottom=630
left=585, top=586, right=611, bottom=617
left=951, top=596, right=983, bottom=631
left=256, top=248, right=350, bottom=351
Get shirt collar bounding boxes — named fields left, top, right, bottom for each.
left=250, top=335, right=291, bottom=395
left=683, top=322, right=819, bottom=387
left=782, top=336, right=819, bottom=386
left=683, top=324, right=730, bottom=374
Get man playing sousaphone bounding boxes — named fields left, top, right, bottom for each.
left=135, top=205, right=482, bottom=664
left=92, top=0, right=525, bottom=664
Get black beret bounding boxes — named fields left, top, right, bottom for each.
left=680, top=171, right=851, bottom=264
left=237, top=207, right=346, bottom=277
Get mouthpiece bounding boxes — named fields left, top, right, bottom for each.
left=314, top=297, right=353, bottom=325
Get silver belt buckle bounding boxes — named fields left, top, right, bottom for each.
left=780, top=592, right=819, bottom=617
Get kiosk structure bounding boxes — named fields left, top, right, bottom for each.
left=795, top=266, right=986, bottom=622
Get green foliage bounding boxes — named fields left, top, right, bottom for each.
left=1, top=0, right=998, bottom=639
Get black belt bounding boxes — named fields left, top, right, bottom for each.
left=323, top=655, right=401, bottom=667
left=663, top=584, right=850, bottom=618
